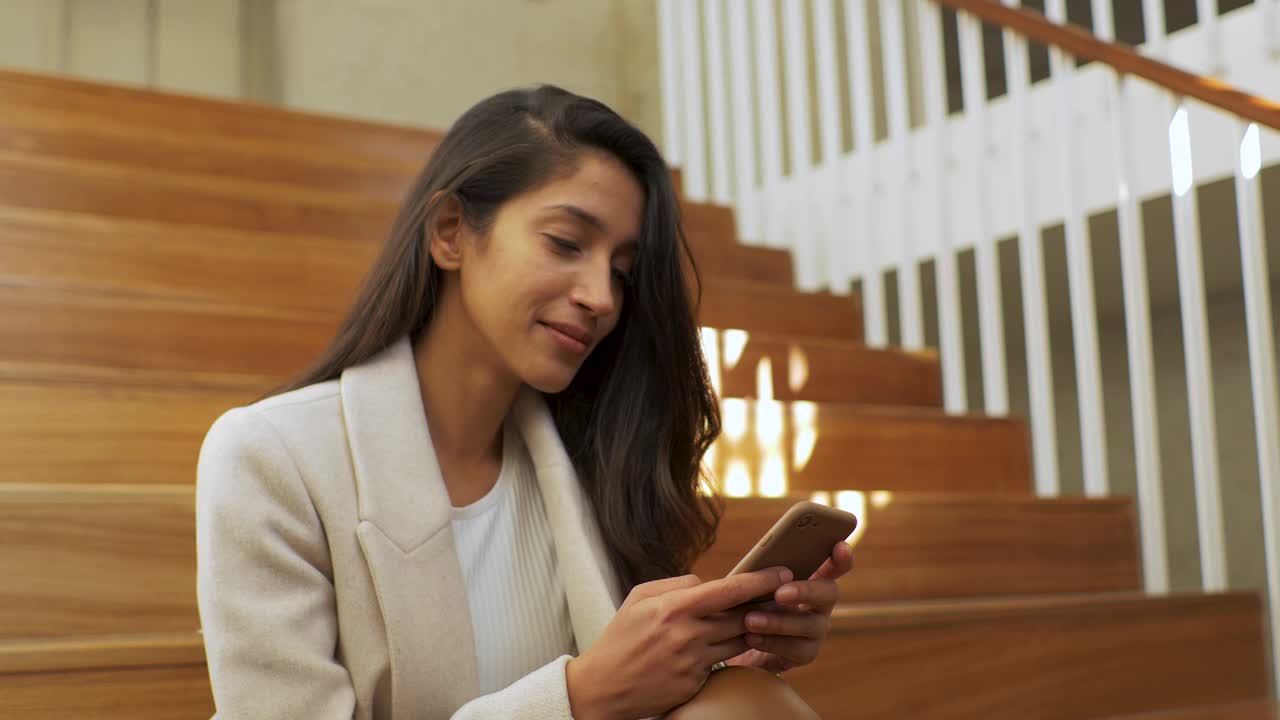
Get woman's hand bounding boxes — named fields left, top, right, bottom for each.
left=726, top=541, right=855, bottom=674
left=566, top=567, right=793, bottom=720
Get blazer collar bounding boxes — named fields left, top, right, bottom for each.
left=339, top=335, right=621, bottom=714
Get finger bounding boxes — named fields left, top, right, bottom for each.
left=810, top=542, right=855, bottom=581
left=700, top=609, right=750, bottom=644
left=744, top=610, right=828, bottom=639
left=703, top=636, right=752, bottom=666
left=624, top=573, right=701, bottom=608
left=744, top=633, right=820, bottom=666
left=680, top=567, right=793, bottom=616
left=775, top=579, right=839, bottom=612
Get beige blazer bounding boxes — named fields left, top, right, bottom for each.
left=196, top=335, right=624, bottom=719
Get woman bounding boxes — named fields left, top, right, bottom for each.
left=196, top=85, right=854, bottom=720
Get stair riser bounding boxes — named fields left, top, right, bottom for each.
left=789, top=595, right=1269, bottom=720
left=696, top=496, right=1140, bottom=601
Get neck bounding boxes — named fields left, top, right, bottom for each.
left=412, top=284, right=520, bottom=468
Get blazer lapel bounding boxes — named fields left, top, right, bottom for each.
left=340, top=336, right=480, bottom=718
left=511, top=387, right=623, bottom=651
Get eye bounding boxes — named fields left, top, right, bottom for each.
left=612, top=267, right=633, bottom=288
left=544, top=234, right=580, bottom=254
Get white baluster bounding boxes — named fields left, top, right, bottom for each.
left=1109, top=70, right=1170, bottom=593
left=916, top=0, right=969, bottom=413
left=702, top=0, right=732, bottom=206
left=1268, top=0, right=1280, bottom=55
left=753, top=0, right=785, bottom=250
left=1196, top=0, right=1223, bottom=74
left=726, top=1, right=762, bottom=243
left=1090, top=0, right=1115, bottom=38
left=1233, top=119, right=1280, bottom=695
left=957, top=12, right=1009, bottom=414
left=881, top=0, right=924, bottom=349
left=844, top=0, right=887, bottom=346
left=813, top=0, right=846, bottom=292
left=1001, top=0, right=1060, bottom=496
left=1141, top=0, right=1167, bottom=52
left=678, top=0, right=708, bottom=201
left=1046, top=0, right=1109, bottom=497
left=1167, top=99, right=1227, bottom=591
left=1092, top=0, right=1168, bottom=593
left=781, top=0, right=819, bottom=290
left=657, top=0, right=683, bottom=166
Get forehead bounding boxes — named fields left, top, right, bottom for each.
left=517, top=152, right=645, bottom=242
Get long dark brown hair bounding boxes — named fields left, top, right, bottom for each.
left=260, top=85, right=722, bottom=593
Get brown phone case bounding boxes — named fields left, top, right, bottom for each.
left=726, top=501, right=858, bottom=605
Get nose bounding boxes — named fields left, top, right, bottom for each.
left=569, top=259, right=618, bottom=318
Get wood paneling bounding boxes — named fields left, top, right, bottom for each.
left=0, top=485, right=198, bottom=638
left=0, top=632, right=212, bottom=718
left=717, top=332, right=942, bottom=406
left=696, top=494, right=1140, bottom=601
left=788, top=593, right=1269, bottom=720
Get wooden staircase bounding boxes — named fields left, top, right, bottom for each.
left=0, top=68, right=1273, bottom=718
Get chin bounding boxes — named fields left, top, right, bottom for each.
left=521, top=365, right=579, bottom=395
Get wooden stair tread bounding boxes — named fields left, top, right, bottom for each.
left=1, top=484, right=1137, bottom=637
left=0, top=374, right=1024, bottom=492
left=0, top=278, right=863, bottom=381
left=0, top=483, right=199, bottom=637
left=0, top=631, right=205, bottom=675
left=0, top=630, right=213, bottom=719
left=1105, top=700, right=1280, bottom=719
left=0, top=150, right=399, bottom=240
left=698, top=494, right=1139, bottom=601
left=698, top=278, right=862, bottom=340
left=0, top=67, right=437, bottom=168
left=788, top=591, right=1269, bottom=720
left=0, top=206, right=793, bottom=321
left=0, top=106, right=422, bottom=199
left=770, top=402, right=1031, bottom=493
left=716, top=330, right=941, bottom=406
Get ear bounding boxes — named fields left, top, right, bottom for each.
left=426, top=192, right=466, bottom=271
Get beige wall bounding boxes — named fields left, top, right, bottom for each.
left=0, top=0, right=243, bottom=98
left=268, top=0, right=660, bottom=140
left=0, top=0, right=659, bottom=141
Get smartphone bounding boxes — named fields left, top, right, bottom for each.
left=726, top=500, right=858, bottom=605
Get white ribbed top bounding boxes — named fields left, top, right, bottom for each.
left=449, top=421, right=577, bottom=695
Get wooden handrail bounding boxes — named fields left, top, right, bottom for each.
left=933, top=0, right=1280, bottom=131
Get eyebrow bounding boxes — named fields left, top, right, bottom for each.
left=544, top=203, right=639, bottom=250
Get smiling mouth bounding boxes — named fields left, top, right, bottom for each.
left=540, top=322, right=589, bottom=354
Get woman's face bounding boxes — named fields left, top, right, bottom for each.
left=450, top=150, right=645, bottom=394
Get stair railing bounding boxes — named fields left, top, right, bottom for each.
left=658, top=0, right=1280, bottom=693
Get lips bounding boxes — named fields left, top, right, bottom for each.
left=541, top=320, right=593, bottom=347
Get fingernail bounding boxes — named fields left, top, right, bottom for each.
left=778, top=568, right=794, bottom=584
left=746, top=612, right=767, bottom=630
left=778, top=586, right=799, bottom=603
